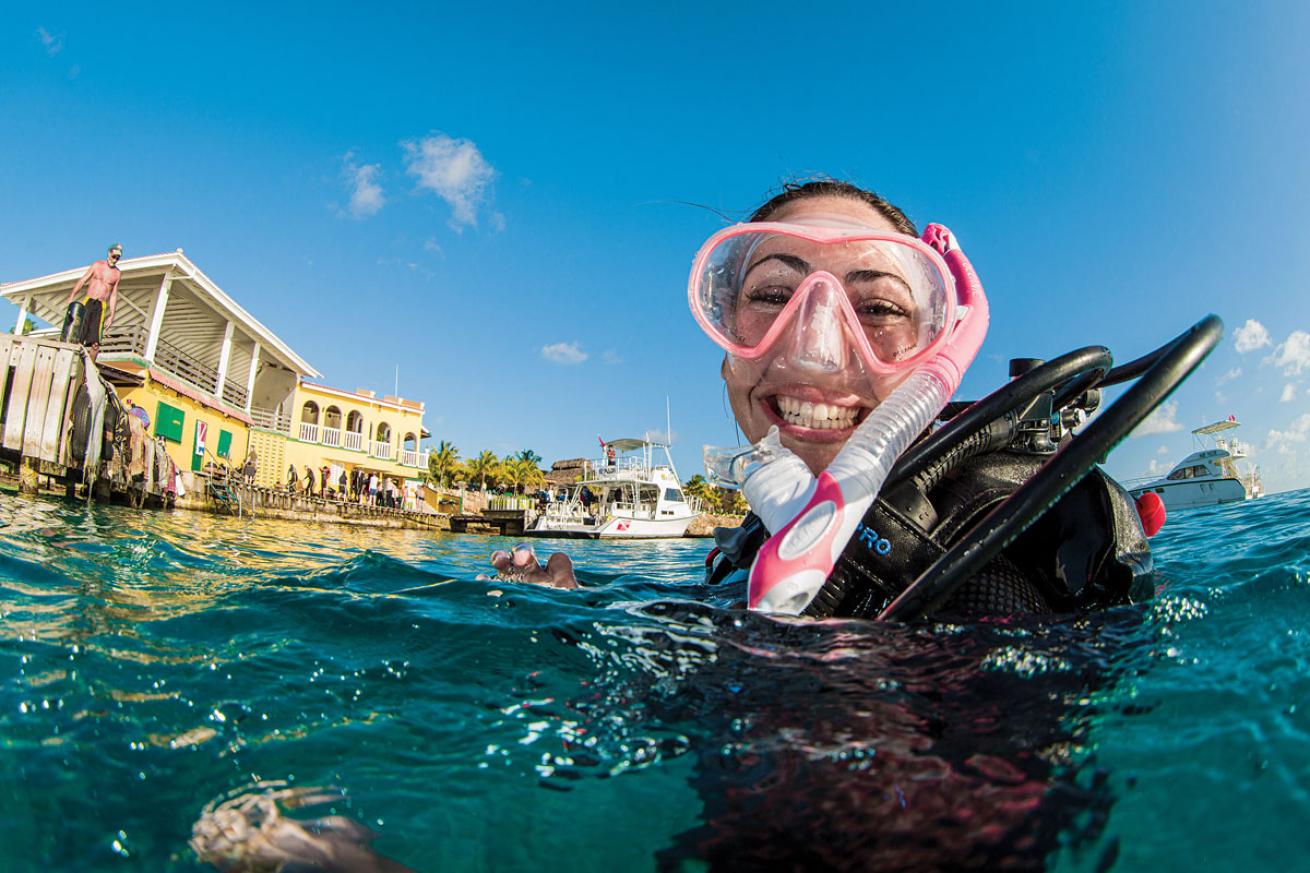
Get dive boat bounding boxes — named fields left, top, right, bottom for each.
left=1127, top=418, right=1263, bottom=511
left=526, top=438, right=700, bottom=539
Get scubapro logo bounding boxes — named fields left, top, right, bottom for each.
left=856, top=523, right=892, bottom=556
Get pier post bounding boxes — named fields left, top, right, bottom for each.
left=18, top=457, right=39, bottom=494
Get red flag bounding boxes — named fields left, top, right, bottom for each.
left=598, top=435, right=606, bottom=448
left=1228, top=414, right=1236, bottom=422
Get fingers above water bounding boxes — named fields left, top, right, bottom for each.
left=482, top=544, right=579, bottom=589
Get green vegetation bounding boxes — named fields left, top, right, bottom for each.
left=684, top=474, right=747, bottom=516
left=427, top=440, right=462, bottom=488
left=465, top=450, right=501, bottom=493
left=501, top=455, right=545, bottom=494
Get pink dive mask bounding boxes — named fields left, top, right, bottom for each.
left=689, top=218, right=982, bottom=395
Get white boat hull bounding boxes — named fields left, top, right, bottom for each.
left=527, top=513, right=694, bottom=539
left=1129, top=477, right=1248, bottom=511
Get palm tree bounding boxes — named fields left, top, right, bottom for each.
left=465, top=450, right=501, bottom=493
left=428, top=440, right=461, bottom=488
left=501, top=456, right=545, bottom=495
left=684, top=474, right=716, bottom=510
left=516, top=448, right=543, bottom=467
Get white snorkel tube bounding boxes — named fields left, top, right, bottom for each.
left=702, top=224, right=989, bottom=615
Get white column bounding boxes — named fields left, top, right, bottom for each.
left=143, top=270, right=173, bottom=360
left=14, top=297, right=29, bottom=335
left=244, top=342, right=261, bottom=412
left=214, top=320, right=234, bottom=397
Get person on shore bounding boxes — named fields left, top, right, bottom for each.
left=319, top=465, right=330, bottom=499
left=243, top=450, right=258, bottom=484
left=64, top=243, right=124, bottom=360
left=303, top=465, right=316, bottom=497
left=368, top=473, right=379, bottom=506
left=287, top=464, right=298, bottom=494
left=338, top=470, right=348, bottom=501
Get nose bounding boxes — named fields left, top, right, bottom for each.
left=784, top=273, right=849, bottom=374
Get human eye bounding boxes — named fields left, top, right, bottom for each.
left=856, top=297, right=911, bottom=323
left=744, top=283, right=794, bottom=307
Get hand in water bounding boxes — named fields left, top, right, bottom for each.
left=479, top=543, right=579, bottom=589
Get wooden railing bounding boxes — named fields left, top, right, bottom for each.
left=250, top=407, right=292, bottom=433
left=221, top=380, right=248, bottom=410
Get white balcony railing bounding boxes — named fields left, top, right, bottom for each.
left=371, top=441, right=392, bottom=460
left=401, top=450, right=419, bottom=467
left=299, top=422, right=320, bottom=443
left=344, top=431, right=363, bottom=451
left=321, top=427, right=342, bottom=447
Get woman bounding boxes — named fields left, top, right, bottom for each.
left=498, top=181, right=1151, bottom=619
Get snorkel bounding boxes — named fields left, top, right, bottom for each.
left=700, top=224, right=989, bottom=615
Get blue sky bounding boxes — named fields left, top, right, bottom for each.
left=3, top=3, right=1309, bottom=492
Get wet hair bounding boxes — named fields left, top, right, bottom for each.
left=748, top=179, right=918, bottom=236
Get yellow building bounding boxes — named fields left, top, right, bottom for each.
left=1, top=250, right=430, bottom=493
left=259, top=381, right=430, bottom=491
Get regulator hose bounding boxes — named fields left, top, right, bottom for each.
left=887, top=345, right=1113, bottom=489
left=879, top=314, right=1223, bottom=622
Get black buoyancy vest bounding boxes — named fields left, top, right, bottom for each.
left=708, top=452, right=1154, bottom=621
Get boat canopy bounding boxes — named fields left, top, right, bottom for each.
left=1193, top=419, right=1240, bottom=435
left=604, top=437, right=666, bottom=451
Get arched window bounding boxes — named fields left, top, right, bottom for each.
left=403, top=432, right=418, bottom=451
left=324, top=405, right=342, bottom=429
left=376, top=422, right=392, bottom=444
left=301, top=401, right=319, bottom=425
left=346, top=411, right=364, bottom=433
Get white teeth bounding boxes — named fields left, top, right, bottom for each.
left=774, top=394, right=861, bottom=430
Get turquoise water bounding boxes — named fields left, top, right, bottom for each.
left=0, top=488, right=1306, bottom=871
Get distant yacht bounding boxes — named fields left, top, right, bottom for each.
left=1127, top=418, right=1263, bottom=510
left=526, top=438, right=700, bottom=538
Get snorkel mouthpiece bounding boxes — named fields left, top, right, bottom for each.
left=744, top=223, right=990, bottom=616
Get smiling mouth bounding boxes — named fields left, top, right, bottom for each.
left=770, top=394, right=870, bottom=431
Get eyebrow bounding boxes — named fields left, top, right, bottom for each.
left=742, top=253, right=810, bottom=281
left=743, top=255, right=914, bottom=298
left=845, top=269, right=913, bottom=297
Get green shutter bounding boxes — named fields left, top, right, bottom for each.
left=155, top=401, right=184, bottom=443
left=217, top=430, right=233, bottom=460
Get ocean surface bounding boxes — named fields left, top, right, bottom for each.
left=0, top=486, right=1307, bottom=871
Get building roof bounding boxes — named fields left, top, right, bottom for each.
left=0, top=250, right=319, bottom=378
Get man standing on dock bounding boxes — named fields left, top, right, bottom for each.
left=64, top=243, right=123, bottom=361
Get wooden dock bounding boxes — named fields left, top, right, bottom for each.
left=0, top=334, right=176, bottom=505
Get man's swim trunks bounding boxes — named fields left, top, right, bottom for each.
left=80, top=297, right=105, bottom=347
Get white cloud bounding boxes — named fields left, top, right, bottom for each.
left=423, top=238, right=443, bottom=254
left=341, top=152, right=384, bottom=218
left=1234, top=319, right=1271, bottom=353
left=1266, top=413, right=1310, bottom=457
left=1132, top=400, right=1184, bottom=437
left=541, top=341, right=587, bottom=365
left=1266, top=330, right=1310, bottom=377
left=1156, top=445, right=1170, bottom=455
left=1146, top=457, right=1170, bottom=477
left=1217, top=367, right=1242, bottom=386
left=402, top=132, right=498, bottom=230
left=1282, top=383, right=1299, bottom=403
left=35, top=26, right=62, bottom=56
left=602, top=349, right=623, bottom=365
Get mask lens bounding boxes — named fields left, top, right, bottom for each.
left=694, top=230, right=950, bottom=366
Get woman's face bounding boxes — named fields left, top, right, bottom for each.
left=723, top=195, right=913, bottom=475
